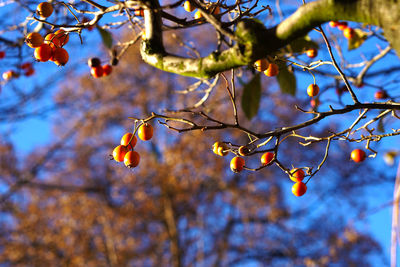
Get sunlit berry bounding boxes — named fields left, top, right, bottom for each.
left=138, top=123, right=153, bottom=141
left=290, top=168, right=305, bottom=182
left=34, top=43, right=53, bottom=62
left=113, top=145, right=128, bottom=162
left=124, top=150, right=140, bottom=168
left=306, top=48, right=318, bottom=58
left=120, top=133, right=137, bottom=148
left=90, top=66, right=103, bottom=78
left=52, top=47, right=69, bottom=66
left=36, top=2, right=53, bottom=18
left=260, top=152, right=274, bottom=166
left=307, top=84, right=319, bottom=97
left=292, top=182, right=307, bottom=197
left=351, top=149, right=366, bottom=163
left=102, top=64, right=112, bottom=76
left=26, top=32, right=44, bottom=48
left=212, top=142, right=228, bottom=156
left=264, top=63, right=279, bottom=77
left=254, top=58, right=269, bottom=72
left=230, top=156, right=245, bottom=173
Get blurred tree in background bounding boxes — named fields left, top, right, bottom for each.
left=0, top=40, right=390, bottom=266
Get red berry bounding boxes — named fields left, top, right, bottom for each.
left=120, top=133, right=137, bottom=148
left=112, top=145, right=128, bottom=162
left=290, top=169, right=305, bottom=182
left=260, top=152, right=274, bottom=166
left=0, top=51, right=5, bottom=59
left=36, top=2, right=53, bottom=18
left=34, top=44, right=53, bottom=62
left=292, top=182, right=307, bottom=197
left=230, top=156, right=245, bottom=173
left=54, top=30, right=69, bottom=46
left=102, top=64, right=112, bottom=76
left=26, top=32, right=44, bottom=48
left=124, top=151, right=140, bottom=168
left=90, top=66, right=103, bottom=78
left=307, top=84, right=319, bottom=97
left=329, top=21, right=339, bottom=28
left=343, top=27, right=355, bottom=39
left=351, top=149, right=366, bottom=163
left=52, top=47, right=69, bottom=66
left=306, top=48, right=317, bottom=58
left=374, top=90, right=388, bottom=100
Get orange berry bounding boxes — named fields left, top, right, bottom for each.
left=254, top=58, right=269, bottom=72
left=124, top=151, right=140, bottom=168
left=45, top=33, right=61, bottom=48
left=238, top=146, right=250, bottom=156
left=138, top=123, right=153, bottom=141
left=194, top=10, right=202, bottom=19
left=264, top=63, right=279, bottom=77
left=306, top=48, right=318, bottom=58
left=112, top=145, right=128, bottom=162
left=212, top=142, right=228, bottom=156
left=34, top=44, right=53, bottom=62
left=37, top=2, right=53, bottom=18
left=120, top=133, right=137, bottom=148
left=54, top=30, right=69, bottom=46
left=184, top=1, right=195, bottom=12
left=292, top=182, right=307, bottom=197
left=230, top=156, right=245, bottom=173
left=90, top=66, right=104, bottom=78
left=343, top=27, right=355, bottom=39
left=351, top=149, right=366, bottom=163
left=26, top=32, right=44, bottom=48
left=134, top=8, right=144, bottom=16
left=329, top=21, right=339, bottom=28
left=337, top=22, right=348, bottom=31
left=102, top=64, right=112, bottom=76
left=290, top=169, right=305, bottom=182
left=52, top=47, right=69, bottom=66
left=88, top=57, right=101, bottom=68
left=374, top=90, right=387, bottom=100
left=0, top=51, right=5, bottom=59
left=260, top=152, right=274, bottom=166
left=307, top=84, right=319, bottom=97
left=2, top=70, right=18, bottom=81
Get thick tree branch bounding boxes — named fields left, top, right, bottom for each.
left=140, top=0, right=396, bottom=78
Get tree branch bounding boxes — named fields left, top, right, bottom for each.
left=140, top=0, right=389, bottom=78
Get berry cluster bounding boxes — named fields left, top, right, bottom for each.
left=88, top=57, right=113, bottom=78
left=112, top=123, right=153, bottom=168
left=254, top=59, right=279, bottom=77
left=329, top=21, right=355, bottom=39
left=290, top=169, right=307, bottom=197
left=25, top=3, right=70, bottom=66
